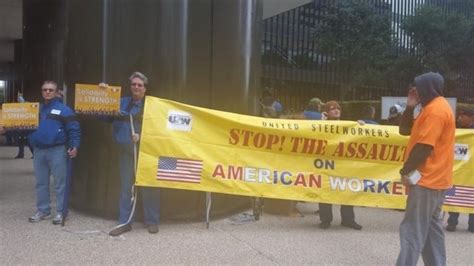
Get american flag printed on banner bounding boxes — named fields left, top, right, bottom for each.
left=157, top=156, right=203, bottom=183
left=444, top=185, right=474, bottom=208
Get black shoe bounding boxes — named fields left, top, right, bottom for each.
left=468, top=226, right=474, bottom=233
left=14, top=155, right=24, bottom=159
left=341, top=221, right=362, bottom=230
left=319, top=222, right=331, bottom=229
left=109, top=224, right=132, bottom=236
left=147, top=224, right=159, bottom=234
left=446, top=224, right=456, bottom=232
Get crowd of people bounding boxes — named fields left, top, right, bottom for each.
left=259, top=73, right=472, bottom=266
left=0, top=71, right=472, bottom=265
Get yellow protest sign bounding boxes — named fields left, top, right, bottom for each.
left=136, top=97, right=474, bottom=214
left=1, top=103, right=39, bottom=130
left=74, top=83, right=121, bottom=115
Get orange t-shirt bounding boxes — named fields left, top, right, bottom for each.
left=405, top=97, right=455, bottom=189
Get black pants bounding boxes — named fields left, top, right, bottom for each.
left=15, top=133, right=33, bottom=157
left=319, top=203, right=355, bottom=224
left=447, top=212, right=474, bottom=227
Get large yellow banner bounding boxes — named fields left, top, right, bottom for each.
left=1, top=103, right=39, bottom=130
left=136, top=97, right=474, bottom=214
left=74, top=83, right=121, bottom=115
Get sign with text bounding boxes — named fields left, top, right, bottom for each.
left=136, top=97, right=474, bottom=214
left=380, top=96, right=457, bottom=120
left=1, top=103, right=39, bottom=130
left=74, top=83, right=121, bottom=115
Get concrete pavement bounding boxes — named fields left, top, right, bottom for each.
left=0, top=146, right=472, bottom=265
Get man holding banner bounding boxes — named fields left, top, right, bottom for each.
left=104, top=72, right=160, bottom=236
left=28, top=81, right=81, bottom=224
left=396, top=72, right=455, bottom=266
left=446, top=108, right=474, bottom=233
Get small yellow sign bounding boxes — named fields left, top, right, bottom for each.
left=75, top=83, right=121, bottom=115
left=1, top=103, right=39, bottom=130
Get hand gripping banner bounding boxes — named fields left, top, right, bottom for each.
left=136, top=97, right=474, bottom=214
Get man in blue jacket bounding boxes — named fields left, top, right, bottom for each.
left=28, top=80, right=80, bottom=224
left=105, top=72, right=160, bottom=236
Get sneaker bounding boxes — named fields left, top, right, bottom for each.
left=28, top=212, right=51, bottom=223
left=319, top=222, right=331, bottom=229
left=147, top=224, right=159, bottom=234
left=109, top=224, right=132, bottom=236
left=52, top=213, right=64, bottom=225
left=341, top=221, right=363, bottom=230
left=446, top=224, right=456, bottom=232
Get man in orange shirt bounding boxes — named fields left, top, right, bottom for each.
left=396, top=72, right=455, bottom=266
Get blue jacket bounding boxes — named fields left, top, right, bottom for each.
left=112, top=97, right=143, bottom=145
left=303, top=110, right=322, bottom=120
left=362, top=119, right=379, bottom=125
left=29, top=98, right=81, bottom=149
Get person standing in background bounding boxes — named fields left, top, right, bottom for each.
left=446, top=108, right=474, bottom=233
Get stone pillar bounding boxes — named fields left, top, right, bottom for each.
left=59, top=0, right=263, bottom=220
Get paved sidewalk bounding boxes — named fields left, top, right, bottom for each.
left=0, top=146, right=472, bottom=264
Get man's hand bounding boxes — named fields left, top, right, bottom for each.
left=67, top=147, right=78, bottom=158
left=132, top=133, right=140, bottom=143
left=407, top=88, right=419, bottom=108
left=98, top=83, right=108, bottom=89
left=321, top=112, right=327, bottom=120
left=400, top=174, right=409, bottom=186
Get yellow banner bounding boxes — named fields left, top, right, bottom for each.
left=74, top=83, right=121, bottom=115
left=136, top=97, right=474, bottom=214
left=1, top=103, right=39, bottom=130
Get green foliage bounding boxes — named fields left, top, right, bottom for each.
left=401, top=5, right=474, bottom=78
left=315, top=0, right=393, bottom=91
left=262, top=50, right=293, bottom=67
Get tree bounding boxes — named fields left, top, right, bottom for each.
left=314, top=0, right=393, bottom=100
left=401, top=5, right=474, bottom=94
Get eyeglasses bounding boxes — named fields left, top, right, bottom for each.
left=131, top=83, right=144, bottom=87
left=42, top=88, right=55, bottom=92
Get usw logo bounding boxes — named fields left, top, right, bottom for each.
left=167, top=110, right=193, bottom=131
left=454, top=144, right=470, bottom=161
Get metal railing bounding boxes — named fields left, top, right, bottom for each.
left=262, top=0, right=474, bottom=109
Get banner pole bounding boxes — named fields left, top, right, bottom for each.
left=61, top=158, right=73, bottom=226
left=206, top=192, right=212, bottom=229
left=108, top=114, right=138, bottom=234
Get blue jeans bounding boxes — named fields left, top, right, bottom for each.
left=118, top=145, right=160, bottom=225
left=33, top=145, right=67, bottom=214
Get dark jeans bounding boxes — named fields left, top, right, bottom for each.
left=118, top=144, right=160, bottom=225
left=447, top=212, right=474, bottom=227
left=319, top=203, right=355, bottom=224
left=5, top=131, right=14, bottom=145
